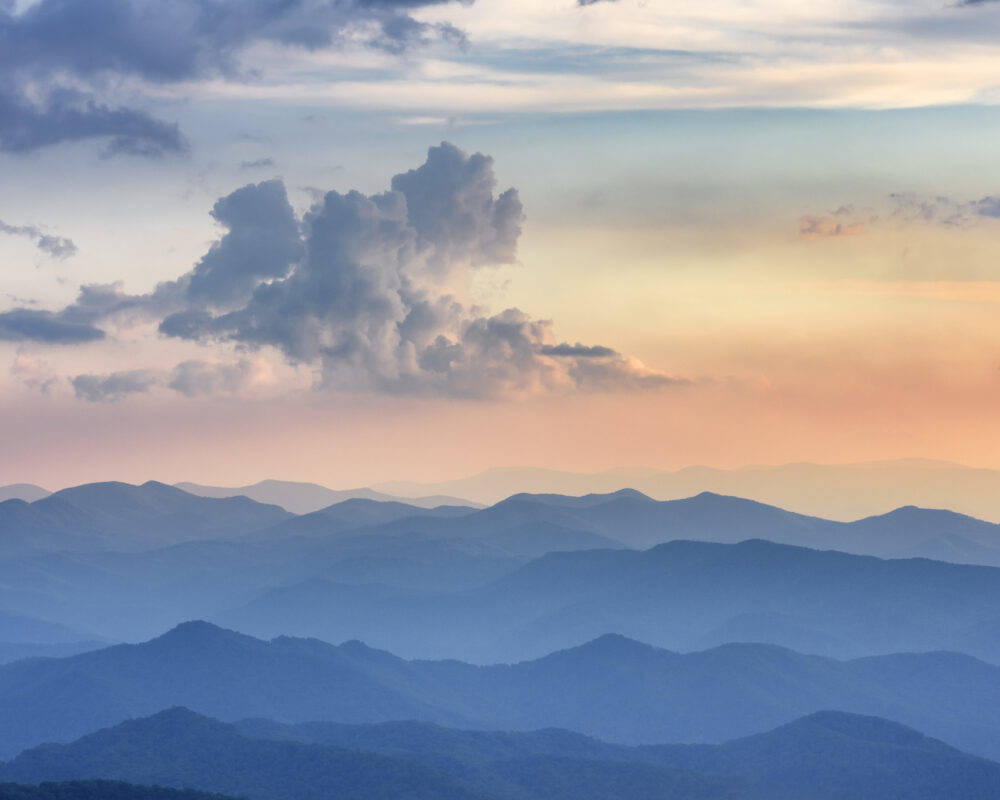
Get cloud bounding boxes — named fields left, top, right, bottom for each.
left=972, top=196, right=1000, bottom=218
left=540, top=343, right=618, bottom=358
left=0, top=85, right=188, bottom=158
left=799, top=193, right=1000, bottom=240
left=66, top=359, right=259, bottom=402
left=177, top=179, right=305, bottom=309
left=890, top=193, right=1000, bottom=227
left=5, top=142, right=683, bottom=399
left=798, top=215, right=865, bottom=239
left=71, top=370, right=159, bottom=402
left=569, top=355, right=690, bottom=391
left=0, top=0, right=469, bottom=156
left=10, top=348, right=59, bottom=394
left=391, top=143, right=523, bottom=273
left=151, top=142, right=677, bottom=398
left=0, top=308, right=105, bottom=343
left=240, top=158, right=275, bottom=169
left=168, top=360, right=253, bottom=397
left=577, top=0, right=618, bottom=5
left=0, top=218, right=77, bottom=259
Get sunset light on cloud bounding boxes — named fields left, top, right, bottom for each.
left=3, top=0, right=1000, bottom=490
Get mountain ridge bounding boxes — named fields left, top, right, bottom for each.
left=2, top=622, right=1000, bottom=761
left=5, top=706, right=1000, bottom=800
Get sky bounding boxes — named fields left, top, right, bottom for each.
left=3, top=0, right=1000, bottom=489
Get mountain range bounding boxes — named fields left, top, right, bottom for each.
left=215, top=536, right=1000, bottom=663
left=175, top=480, right=479, bottom=514
left=12, top=457, right=1000, bottom=521
left=373, top=460, right=1000, bottom=522
left=2, top=471, right=1000, bottom=797
left=0, top=481, right=291, bottom=554
left=0, top=486, right=49, bottom=504
left=4, top=706, right=999, bottom=800
left=1, top=622, right=999, bottom=761
left=5, top=482, right=1000, bottom=658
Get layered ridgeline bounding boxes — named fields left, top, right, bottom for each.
left=370, top=460, right=1000, bottom=522
left=6, top=479, right=1000, bottom=563
left=0, top=613, right=104, bottom=665
left=215, top=538, right=1000, bottom=664
left=4, top=482, right=1000, bottom=659
left=1, top=622, right=999, bottom=761
left=176, top=480, right=479, bottom=514
left=3, top=707, right=1000, bottom=800
left=0, top=481, right=292, bottom=554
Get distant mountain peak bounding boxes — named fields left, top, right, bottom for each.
left=150, top=620, right=248, bottom=647
left=772, top=709, right=949, bottom=750
left=594, top=488, right=654, bottom=501
left=568, top=632, right=663, bottom=657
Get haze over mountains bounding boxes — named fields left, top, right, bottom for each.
left=4, top=480, right=1000, bottom=660
left=176, top=480, right=479, bottom=514
left=2, top=469, right=1000, bottom=797
left=2, top=621, right=1000, bottom=761
left=373, top=460, right=1000, bottom=522
left=5, top=706, right=998, bottom=800
left=0, top=481, right=291, bottom=554
left=10, top=458, right=1000, bottom=521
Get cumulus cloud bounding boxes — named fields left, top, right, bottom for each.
left=6, top=142, right=683, bottom=400
left=0, top=0, right=469, bottom=156
left=0, top=218, right=77, bottom=259
left=72, top=370, right=159, bottom=402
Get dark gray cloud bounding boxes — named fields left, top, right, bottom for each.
left=0, top=308, right=104, bottom=343
left=0, top=0, right=468, bottom=156
left=71, top=369, right=158, bottom=402
left=6, top=142, right=681, bottom=398
left=0, top=218, right=77, bottom=259
left=240, top=158, right=275, bottom=170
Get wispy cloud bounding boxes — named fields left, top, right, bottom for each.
left=0, top=219, right=76, bottom=259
